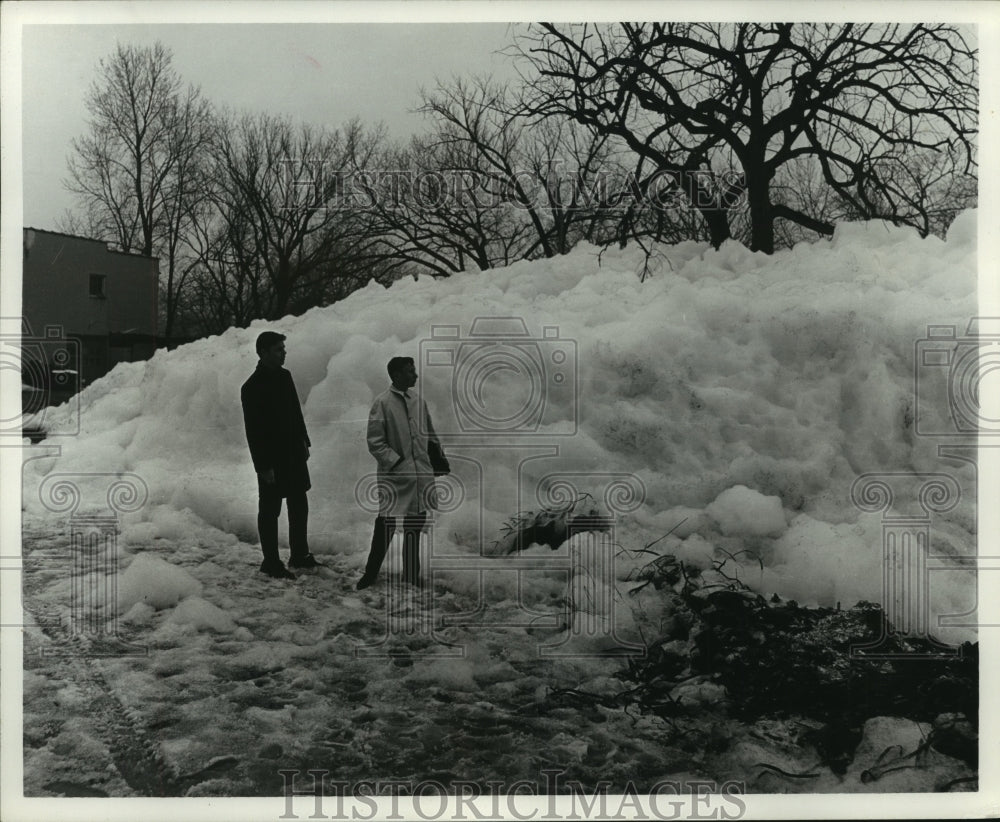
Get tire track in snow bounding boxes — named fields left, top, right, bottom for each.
left=24, top=617, right=182, bottom=795
left=21, top=532, right=238, bottom=797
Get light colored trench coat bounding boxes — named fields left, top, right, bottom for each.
left=367, top=387, right=441, bottom=517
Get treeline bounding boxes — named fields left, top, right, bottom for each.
left=62, top=25, right=977, bottom=343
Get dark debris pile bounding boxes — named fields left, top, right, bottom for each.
left=619, top=553, right=977, bottom=773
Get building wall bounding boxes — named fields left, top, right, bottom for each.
left=22, top=228, right=158, bottom=389
left=23, top=228, right=158, bottom=336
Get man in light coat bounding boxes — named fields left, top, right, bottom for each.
left=357, top=356, right=445, bottom=589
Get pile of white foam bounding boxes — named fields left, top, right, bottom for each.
left=22, top=211, right=979, bottom=640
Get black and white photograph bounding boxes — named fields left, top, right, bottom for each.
left=1, top=2, right=996, bottom=820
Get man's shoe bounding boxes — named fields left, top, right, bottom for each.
left=355, top=575, right=375, bottom=590
left=260, top=563, right=296, bottom=580
left=288, top=554, right=321, bottom=569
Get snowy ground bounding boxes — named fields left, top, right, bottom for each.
left=19, top=522, right=975, bottom=799
left=16, top=212, right=980, bottom=801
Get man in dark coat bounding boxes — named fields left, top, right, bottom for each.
left=241, top=331, right=319, bottom=579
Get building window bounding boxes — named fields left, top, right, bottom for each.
left=89, top=274, right=106, bottom=298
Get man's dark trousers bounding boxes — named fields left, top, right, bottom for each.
left=258, top=479, right=310, bottom=567
left=362, top=513, right=427, bottom=584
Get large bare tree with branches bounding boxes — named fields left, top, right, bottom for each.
left=519, top=23, right=978, bottom=252
left=154, top=94, right=216, bottom=340
left=67, top=42, right=179, bottom=256
left=362, top=76, right=628, bottom=277
left=356, top=133, right=524, bottom=277
left=207, top=112, right=385, bottom=321
left=65, top=42, right=215, bottom=341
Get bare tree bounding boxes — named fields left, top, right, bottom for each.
left=154, top=90, right=216, bottom=340
left=54, top=208, right=112, bottom=241
left=859, top=148, right=977, bottom=239
left=518, top=23, right=977, bottom=252
left=182, top=197, right=262, bottom=333
left=768, top=155, right=852, bottom=248
left=67, top=43, right=182, bottom=255
left=65, top=42, right=218, bottom=342
left=514, top=114, right=629, bottom=255
left=210, top=112, right=384, bottom=321
left=358, top=76, right=632, bottom=278
left=420, top=77, right=627, bottom=260
left=420, top=79, right=554, bottom=260
left=66, top=43, right=408, bottom=339
left=356, top=135, right=514, bottom=277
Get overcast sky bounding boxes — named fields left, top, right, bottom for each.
left=20, top=21, right=523, bottom=229
left=7, top=3, right=997, bottom=239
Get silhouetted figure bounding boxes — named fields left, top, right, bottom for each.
left=241, top=331, right=319, bottom=579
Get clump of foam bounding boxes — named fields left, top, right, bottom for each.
left=706, top=485, right=787, bottom=537
left=166, top=597, right=238, bottom=633
left=118, top=554, right=202, bottom=612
